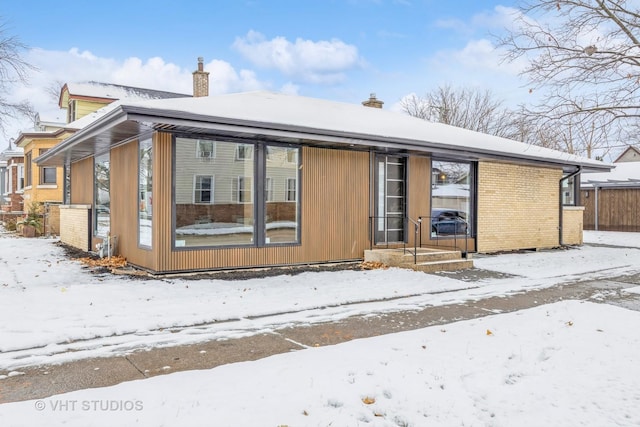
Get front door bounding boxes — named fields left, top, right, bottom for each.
left=374, top=154, right=406, bottom=244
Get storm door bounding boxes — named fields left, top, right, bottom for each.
left=374, top=154, right=406, bottom=244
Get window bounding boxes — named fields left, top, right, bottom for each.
left=266, top=147, right=300, bottom=244
left=265, top=177, right=273, bottom=202
left=194, top=175, right=213, bottom=203
left=235, top=144, right=253, bottom=160
left=196, top=139, right=216, bottom=159
left=17, top=164, right=24, bottom=191
left=63, top=165, right=71, bottom=204
left=562, top=175, right=578, bottom=206
left=431, top=160, right=475, bottom=237
left=236, top=176, right=252, bottom=202
left=39, top=149, right=57, bottom=185
left=286, top=178, right=297, bottom=202
left=174, top=138, right=255, bottom=247
left=25, top=152, right=32, bottom=187
left=173, top=137, right=300, bottom=248
left=94, top=152, right=110, bottom=237
left=68, top=100, right=77, bottom=123
left=286, top=148, right=298, bottom=163
left=139, top=138, right=152, bottom=248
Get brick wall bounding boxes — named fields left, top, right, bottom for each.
left=477, top=162, right=561, bottom=252
left=562, top=207, right=584, bottom=245
left=59, top=206, right=90, bottom=251
left=46, top=204, right=61, bottom=236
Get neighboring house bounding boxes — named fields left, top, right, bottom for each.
left=0, top=143, right=25, bottom=215
left=37, top=85, right=612, bottom=274
left=12, top=79, right=191, bottom=235
left=582, top=146, right=640, bottom=231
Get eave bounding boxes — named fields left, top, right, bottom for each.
left=36, top=104, right=615, bottom=174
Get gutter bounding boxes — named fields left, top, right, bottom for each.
left=559, top=166, right=582, bottom=246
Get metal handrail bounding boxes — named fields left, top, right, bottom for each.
left=405, top=216, right=422, bottom=264
left=369, top=214, right=469, bottom=262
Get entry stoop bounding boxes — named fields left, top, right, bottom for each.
left=364, top=248, right=473, bottom=273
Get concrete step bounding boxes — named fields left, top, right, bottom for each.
left=365, top=248, right=463, bottom=265
left=364, top=248, right=473, bottom=272
left=410, top=258, right=475, bottom=273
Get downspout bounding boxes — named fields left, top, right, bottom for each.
left=559, top=166, right=582, bottom=246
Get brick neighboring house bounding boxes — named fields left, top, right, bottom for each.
left=38, top=80, right=613, bottom=274
left=582, top=146, right=640, bottom=232
left=0, top=143, right=25, bottom=217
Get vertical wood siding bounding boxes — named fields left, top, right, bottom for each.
left=70, top=157, right=94, bottom=204
left=154, top=138, right=370, bottom=273
left=110, top=141, right=157, bottom=270
left=583, top=188, right=640, bottom=231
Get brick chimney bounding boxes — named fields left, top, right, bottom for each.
left=362, top=93, right=383, bottom=108
left=192, top=57, right=209, bottom=97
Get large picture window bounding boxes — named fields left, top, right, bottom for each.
left=431, top=160, right=474, bottom=237
left=138, top=138, right=152, bottom=248
left=94, top=152, right=110, bottom=237
left=173, top=137, right=300, bottom=248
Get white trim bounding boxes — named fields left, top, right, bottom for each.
left=193, top=175, right=214, bottom=204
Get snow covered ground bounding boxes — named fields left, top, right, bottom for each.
left=0, top=230, right=639, bottom=371
left=0, top=230, right=639, bottom=425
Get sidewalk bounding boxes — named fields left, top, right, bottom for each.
left=2, top=271, right=639, bottom=404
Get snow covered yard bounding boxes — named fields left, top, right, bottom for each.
left=1, top=300, right=639, bottom=426
left=0, top=230, right=639, bottom=370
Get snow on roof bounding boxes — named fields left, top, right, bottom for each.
left=581, top=162, right=640, bottom=187
left=125, top=91, right=611, bottom=171
left=65, top=101, right=123, bottom=130
left=65, top=81, right=190, bottom=102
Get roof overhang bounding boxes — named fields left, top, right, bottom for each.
left=36, top=103, right=615, bottom=174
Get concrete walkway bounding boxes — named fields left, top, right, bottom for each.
left=1, top=272, right=639, bottom=404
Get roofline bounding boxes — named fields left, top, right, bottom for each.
left=613, top=145, right=640, bottom=163
left=37, top=104, right=614, bottom=172
left=123, top=106, right=613, bottom=172
left=15, top=127, right=78, bottom=148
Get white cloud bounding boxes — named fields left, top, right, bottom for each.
left=232, top=30, right=362, bottom=84
left=3, top=49, right=270, bottom=138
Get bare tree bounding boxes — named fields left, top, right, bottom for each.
left=45, top=80, right=65, bottom=103
left=0, top=20, right=36, bottom=138
left=400, top=85, right=521, bottom=139
left=497, top=0, right=640, bottom=138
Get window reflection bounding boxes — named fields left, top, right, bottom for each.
left=431, top=160, right=472, bottom=236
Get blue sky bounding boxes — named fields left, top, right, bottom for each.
left=1, top=0, right=526, bottom=137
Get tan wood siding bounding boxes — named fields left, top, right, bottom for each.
left=583, top=188, right=640, bottom=231
left=110, top=141, right=157, bottom=270
left=70, top=157, right=94, bottom=204
left=154, top=139, right=370, bottom=273
left=407, top=155, right=431, bottom=247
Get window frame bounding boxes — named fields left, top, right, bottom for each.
left=235, top=144, right=254, bottom=161
left=429, top=158, right=476, bottom=239
left=194, top=175, right=214, bottom=204
left=24, top=152, right=32, bottom=187
left=286, top=177, right=297, bottom=202
left=172, top=135, right=301, bottom=250
left=196, top=139, right=216, bottom=159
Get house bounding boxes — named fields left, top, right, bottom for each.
left=0, top=142, right=25, bottom=216
left=11, top=81, right=191, bottom=235
left=36, top=71, right=611, bottom=273
left=582, top=146, right=640, bottom=232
